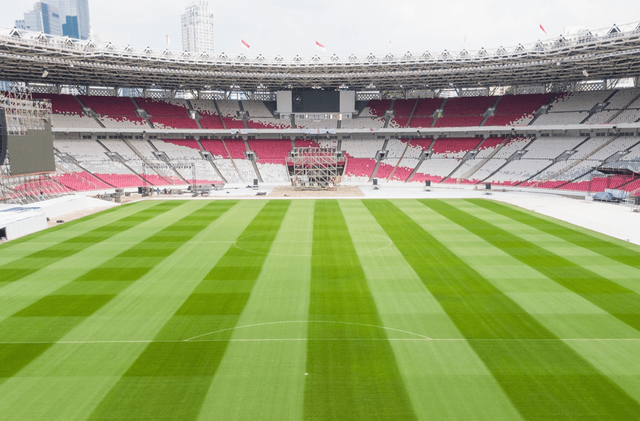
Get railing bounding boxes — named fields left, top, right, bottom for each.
left=1, top=174, right=71, bottom=204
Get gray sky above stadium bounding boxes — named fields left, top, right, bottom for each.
left=1, top=0, right=637, bottom=57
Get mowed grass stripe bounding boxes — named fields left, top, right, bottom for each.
left=0, top=200, right=198, bottom=337
left=0, top=201, right=223, bottom=387
left=0, top=201, right=178, bottom=285
left=457, top=201, right=640, bottom=297
left=0, top=201, right=161, bottom=258
left=365, top=199, right=640, bottom=420
left=0, top=203, right=124, bottom=249
left=304, top=200, right=417, bottom=421
left=87, top=200, right=290, bottom=421
left=339, top=200, right=525, bottom=421
left=0, top=201, right=257, bottom=421
left=472, top=199, right=640, bottom=269
left=395, top=200, right=640, bottom=345
left=0, top=202, right=191, bottom=321
left=195, top=200, right=314, bottom=421
left=397, top=199, right=640, bottom=404
left=425, top=200, right=640, bottom=334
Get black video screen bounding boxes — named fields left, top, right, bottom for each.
left=292, top=91, right=340, bottom=113
left=8, top=122, right=56, bottom=175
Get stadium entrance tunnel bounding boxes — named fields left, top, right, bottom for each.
left=233, top=231, right=392, bottom=257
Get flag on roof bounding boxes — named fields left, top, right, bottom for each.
left=315, top=41, right=326, bottom=52
left=166, top=34, right=170, bottom=47
left=539, top=24, right=547, bottom=35
left=241, top=39, right=250, bottom=50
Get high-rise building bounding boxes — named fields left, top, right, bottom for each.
left=56, top=0, right=91, bottom=40
left=20, top=2, right=63, bottom=36
left=181, top=1, right=215, bottom=54
left=16, top=1, right=90, bottom=40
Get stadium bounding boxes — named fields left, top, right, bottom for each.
left=1, top=12, right=640, bottom=420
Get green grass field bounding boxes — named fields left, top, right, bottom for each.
left=1, top=198, right=640, bottom=420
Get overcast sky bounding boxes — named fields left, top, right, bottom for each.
left=1, top=0, right=637, bottom=57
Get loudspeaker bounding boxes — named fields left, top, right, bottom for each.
left=373, top=178, right=378, bottom=186
left=253, top=179, right=258, bottom=186
left=425, top=180, right=431, bottom=187
left=486, top=182, right=491, bottom=190
left=0, top=109, right=7, bottom=165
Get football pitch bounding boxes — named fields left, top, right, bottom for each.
left=1, top=198, right=640, bottom=420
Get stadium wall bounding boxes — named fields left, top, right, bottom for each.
left=0, top=210, right=47, bottom=240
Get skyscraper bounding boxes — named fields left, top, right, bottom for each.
left=19, top=2, right=63, bottom=36
left=56, top=0, right=91, bottom=40
left=16, top=0, right=90, bottom=40
left=181, top=1, right=215, bottom=54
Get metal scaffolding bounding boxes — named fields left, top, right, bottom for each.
left=1, top=22, right=640, bottom=91
left=286, top=147, right=344, bottom=190
left=0, top=173, right=70, bottom=204
left=1, top=85, right=51, bottom=136
left=0, top=85, right=59, bottom=204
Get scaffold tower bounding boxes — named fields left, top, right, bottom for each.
left=286, top=147, right=344, bottom=190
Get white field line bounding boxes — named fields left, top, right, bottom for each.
left=3, top=322, right=638, bottom=344
left=183, top=320, right=431, bottom=341
left=22, top=241, right=236, bottom=245
left=1, top=338, right=640, bottom=345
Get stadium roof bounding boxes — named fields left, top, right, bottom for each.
left=0, top=22, right=639, bottom=92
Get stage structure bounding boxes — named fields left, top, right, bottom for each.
left=286, top=147, right=344, bottom=190
left=0, top=86, right=62, bottom=204
left=2, top=86, right=51, bottom=136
